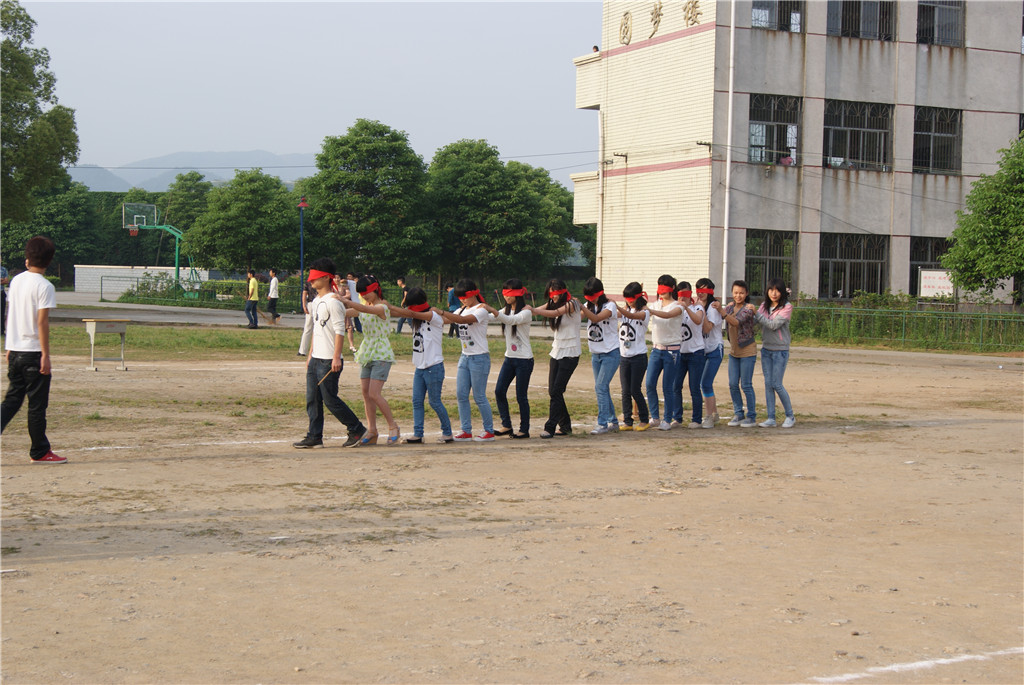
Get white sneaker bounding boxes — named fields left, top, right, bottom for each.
left=758, top=419, right=777, bottom=428
left=688, top=421, right=701, bottom=429
left=727, top=415, right=743, bottom=427
left=701, top=417, right=715, bottom=429
left=658, top=421, right=672, bottom=431
left=740, top=418, right=757, bottom=428
left=590, top=425, right=609, bottom=435
left=608, top=424, right=620, bottom=433
left=670, top=419, right=683, bottom=428
left=781, top=416, right=796, bottom=428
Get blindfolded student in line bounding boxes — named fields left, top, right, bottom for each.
left=533, top=279, right=582, bottom=439
left=615, top=282, right=652, bottom=432
left=580, top=277, right=620, bottom=435
left=477, top=278, right=534, bottom=439
left=441, top=279, right=496, bottom=442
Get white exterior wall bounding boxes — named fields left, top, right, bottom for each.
left=579, top=0, right=1024, bottom=299
left=74, top=265, right=211, bottom=298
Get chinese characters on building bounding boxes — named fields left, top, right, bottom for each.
left=620, top=1, right=702, bottom=45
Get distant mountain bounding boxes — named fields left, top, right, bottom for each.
left=70, top=150, right=317, bottom=192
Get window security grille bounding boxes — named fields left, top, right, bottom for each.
left=917, top=0, right=965, bottom=47
left=823, top=101, right=894, bottom=171
left=752, top=0, right=805, bottom=33
left=744, top=230, right=797, bottom=298
left=818, top=233, right=889, bottom=299
left=749, top=94, right=802, bottom=164
left=826, top=0, right=897, bottom=41
left=913, top=107, right=962, bottom=174
left=909, top=237, right=950, bottom=296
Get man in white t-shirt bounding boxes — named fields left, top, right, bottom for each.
left=1, top=236, right=65, bottom=463
left=267, top=268, right=281, bottom=323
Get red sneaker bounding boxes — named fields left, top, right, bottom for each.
left=32, top=451, right=67, bottom=464
left=473, top=432, right=495, bottom=442
left=452, top=432, right=474, bottom=442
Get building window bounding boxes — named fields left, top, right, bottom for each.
left=745, top=229, right=797, bottom=298
left=819, top=233, right=889, bottom=299
left=823, top=100, right=894, bottom=171
left=826, top=1, right=897, bottom=41
left=917, top=0, right=964, bottom=47
left=913, top=107, right=962, bottom=174
left=752, top=0, right=804, bottom=33
left=749, top=94, right=802, bottom=165
left=909, top=237, right=949, bottom=296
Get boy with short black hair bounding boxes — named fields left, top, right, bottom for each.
left=267, top=268, right=280, bottom=323
left=1, top=236, right=65, bottom=463
left=295, top=258, right=367, bottom=449
left=245, top=268, right=259, bottom=328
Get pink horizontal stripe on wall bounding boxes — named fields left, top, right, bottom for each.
left=604, top=20, right=715, bottom=58
left=604, top=157, right=711, bottom=177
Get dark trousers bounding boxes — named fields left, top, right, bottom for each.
left=619, top=353, right=649, bottom=425
left=267, top=297, right=278, bottom=318
left=305, top=357, right=364, bottom=440
left=544, top=355, right=579, bottom=434
left=1, top=351, right=52, bottom=459
left=494, top=356, right=534, bottom=433
left=244, top=299, right=258, bottom=326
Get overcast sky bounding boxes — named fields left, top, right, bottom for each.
left=25, top=0, right=603, bottom=186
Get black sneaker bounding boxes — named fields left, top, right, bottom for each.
left=342, top=428, right=366, bottom=448
left=293, top=437, right=323, bottom=449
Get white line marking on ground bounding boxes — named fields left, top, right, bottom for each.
left=807, top=647, right=1023, bottom=683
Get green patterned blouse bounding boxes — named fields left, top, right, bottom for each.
left=355, top=306, right=395, bottom=366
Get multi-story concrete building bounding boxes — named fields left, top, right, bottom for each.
left=572, top=0, right=1024, bottom=299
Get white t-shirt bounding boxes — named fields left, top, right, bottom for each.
left=5, top=271, right=56, bottom=352
left=412, top=311, right=445, bottom=369
left=495, top=307, right=533, bottom=359
left=457, top=304, right=492, bottom=356
left=619, top=309, right=650, bottom=358
left=300, top=294, right=346, bottom=360
left=268, top=276, right=279, bottom=299
left=550, top=307, right=582, bottom=359
left=703, top=303, right=724, bottom=352
left=648, top=299, right=682, bottom=346
left=680, top=303, right=706, bottom=354
left=586, top=300, right=619, bottom=354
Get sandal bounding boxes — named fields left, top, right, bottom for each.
left=387, top=428, right=401, bottom=445
left=358, top=432, right=378, bottom=446
left=438, top=435, right=454, bottom=444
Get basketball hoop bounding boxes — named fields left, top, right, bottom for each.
left=128, top=225, right=139, bottom=237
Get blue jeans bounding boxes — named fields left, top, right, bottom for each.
left=305, top=357, right=364, bottom=440
left=674, top=348, right=705, bottom=423
left=619, top=353, right=649, bottom=425
left=495, top=356, right=534, bottom=433
left=761, top=349, right=793, bottom=420
left=396, top=316, right=411, bottom=333
left=701, top=345, right=723, bottom=398
left=244, top=299, right=258, bottom=326
left=456, top=353, right=494, bottom=434
left=646, top=347, right=678, bottom=422
left=728, top=354, right=757, bottom=420
left=413, top=362, right=452, bottom=438
left=591, top=349, right=621, bottom=427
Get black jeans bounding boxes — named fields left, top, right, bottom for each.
left=619, top=353, right=649, bottom=425
left=305, top=357, right=364, bottom=440
left=494, top=356, right=534, bottom=433
left=1, top=351, right=52, bottom=458
left=267, top=297, right=278, bottom=318
left=544, top=355, right=579, bottom=434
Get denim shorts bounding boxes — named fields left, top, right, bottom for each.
left=359, top=360, right=392, bottom=381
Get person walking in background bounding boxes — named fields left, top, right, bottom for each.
left=395, top=276, right=411, bottom=333
left=480, top=278, right=534, bottom=439
left=615, top=282, right=651, bottom=431
left=533, top=279, right=581, bottom=439
left=267, top=268, right=281, bottom=324
left=244, top=268, right=259, bottom=329
left=1, top=236, right=65, bottom=463
left=580, top=277, right=620, bottom=434
left=446, top=283, right=459, bottom=337
left=723, top=279, right=758, bottom=427
left=294, top=258, right=366, bottom=449
left=341, top=275, right=401, bottom=445
left=386, top=287, right=454, bottom=444
left=696, top=278, right=723, bottom=428
left=441, top=279, right=496, bottom=442
left=756, top=277, right=795, bottom=428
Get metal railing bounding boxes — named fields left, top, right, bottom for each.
left=102, top=275, right=304, bottom=313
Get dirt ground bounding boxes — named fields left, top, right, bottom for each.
left=1, top=344, right=1022, bottom=684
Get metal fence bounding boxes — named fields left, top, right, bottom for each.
left=102, top=276, right=305, bottom=312
left=792, top=307, right=1024, bottom=351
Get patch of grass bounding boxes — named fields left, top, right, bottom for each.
left=84, top=412, right=105, bottom=420
left=1, top=546, right=21, bottom=555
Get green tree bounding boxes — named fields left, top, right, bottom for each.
left=427, top=141, right=577, bottom=282
left=941, top=134, right=1024, bottom=303
left=158, top=171, right=211, bottom=266
left=307, top=119, right=428, bottom=276
left=1, top=0, right=79, bottom=223
left=0, top=180, right=96, bottom=280
left=183, top=169, right=296, bottom=272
